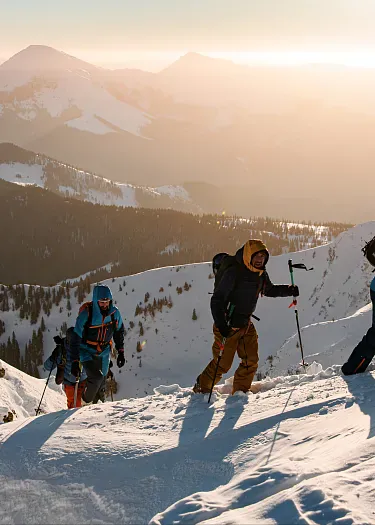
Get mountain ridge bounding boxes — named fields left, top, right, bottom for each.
left=2, top=45, right=375, bottom=221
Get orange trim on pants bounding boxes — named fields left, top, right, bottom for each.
left=64, top=381, right=87, bottom=409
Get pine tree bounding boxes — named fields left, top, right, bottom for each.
left=11, top=332, right=20, bottom=369
left=192, top=308, right=198, bottom=321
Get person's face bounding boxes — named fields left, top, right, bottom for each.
left=252, top=251, right=267, bottom=269
left=98, top=298, right=110, bottom=310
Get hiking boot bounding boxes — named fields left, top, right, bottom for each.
left=93, top=388, right=106, bottom=404
left=192, top=375, right=202, bottom=393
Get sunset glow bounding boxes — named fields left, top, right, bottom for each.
left=49, top=49, right=375, bottom=72
left=205, top=50, right=375, bottom=69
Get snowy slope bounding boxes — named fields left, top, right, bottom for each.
left=1, top=222, right=375, bottom=401
left=0, top=46, right=151, bottom=137
left=0, top=364, right=374, bottom=524
left=0, top=159, right=201, bottom=212
left=0, top=360, right=66, bottom=419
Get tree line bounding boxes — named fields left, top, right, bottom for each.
left=0, top=180, right=352, bottom=286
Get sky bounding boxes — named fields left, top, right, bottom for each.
left=2, top=0, right=375, bottom=70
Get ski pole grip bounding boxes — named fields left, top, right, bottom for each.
left=288, top=259, right=295, bottom=286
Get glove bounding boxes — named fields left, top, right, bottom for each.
left=217, top=324, right=231, bottom=338
left=289, top=285, right=299, bottom=297
left=50, top=346, right=60, bottom=362
left=117, top=349, right=125, bottom=368
left=109, top=360, right=113, bottom=369
left=53, top=335, right=63, bottom=345
left=71, top=360, right=81, bottom=379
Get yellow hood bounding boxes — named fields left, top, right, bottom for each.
left=243, top=239, right=269, bottom=274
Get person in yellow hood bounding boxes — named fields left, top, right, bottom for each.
left=194, top=240, right=299, bottom=395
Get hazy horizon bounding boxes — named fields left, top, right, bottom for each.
left=5, top=46, right=375, bottom=73
left=3, top=0, right=375, bottom=71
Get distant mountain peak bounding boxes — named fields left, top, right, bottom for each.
left=0, top=44, right=98, bottom=72
left=159, top=51, right=236, bottom=76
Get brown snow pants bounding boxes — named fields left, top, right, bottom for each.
left=198, top=323, right=259, bottom=394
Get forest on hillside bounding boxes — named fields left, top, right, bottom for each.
left=0, top=180, right=352, bottom=285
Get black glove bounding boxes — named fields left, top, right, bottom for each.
left=50, top=346, right=61, bottom=362
left=217, top=324, right=231, bottom=338
left=109, top=360, right=113, bottom=369
left=71, top=360, right=81, bottom=378
left=117, top=349, right=125, bottom=368
left=289, top=285, right=299, bottom=297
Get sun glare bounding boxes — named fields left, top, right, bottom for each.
left=206, top=51, right=375, bottom=68
left=60, top=49, right=375, bottom=71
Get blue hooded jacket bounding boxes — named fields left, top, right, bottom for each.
left=71, top=285, right=124, bottom=376
left=44, top=337, right=87, bottom=386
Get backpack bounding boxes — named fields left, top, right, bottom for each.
left=212, top=253, right=239, bottom=291
left=55, top=341, right=67, bottom=385
left=79, top=301, right=117, bottom=343
left=362, top=235, right=375, bottom=267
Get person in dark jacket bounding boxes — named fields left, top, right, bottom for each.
left=70, top=284, right=125, bottom=404
left=342, top=277, right=375, bottom=375
left=44, top=327, right=88, bottom=408
left=194, top=240, right=299, bottom=395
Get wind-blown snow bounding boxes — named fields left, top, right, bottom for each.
left=0, top=361, right=374, bottom=524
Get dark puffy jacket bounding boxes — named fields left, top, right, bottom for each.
left=211, top=241, right=292, bottom=330
left=43, top=338, right=87, bottom=386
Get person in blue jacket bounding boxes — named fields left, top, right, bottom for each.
left=70, top=284, right=125, bottom=404
left=44, top=327, right=88, bottom=408
left=342, top=276, right=375, bottom=375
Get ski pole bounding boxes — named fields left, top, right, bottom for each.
left=73, top=377, right=79, bottom=408
left=109, top=380, right=114, bottom=402
left=35, top=365, right=54, bottom=416
left=208, top=336, right=226, bottom=403
left=288, top=259, right=309, bottom=370
left=207, top=305, right=235, bottom=403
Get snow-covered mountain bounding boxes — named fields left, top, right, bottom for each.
left=0, top=357, right=374, bottom=524
left=1, top=222, right=374, bottom=401
left=2, top=46, right=375, bottom=221
left=0, top=143, right=203, bottom=212
left=0, top=45, right=150, bottom=137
